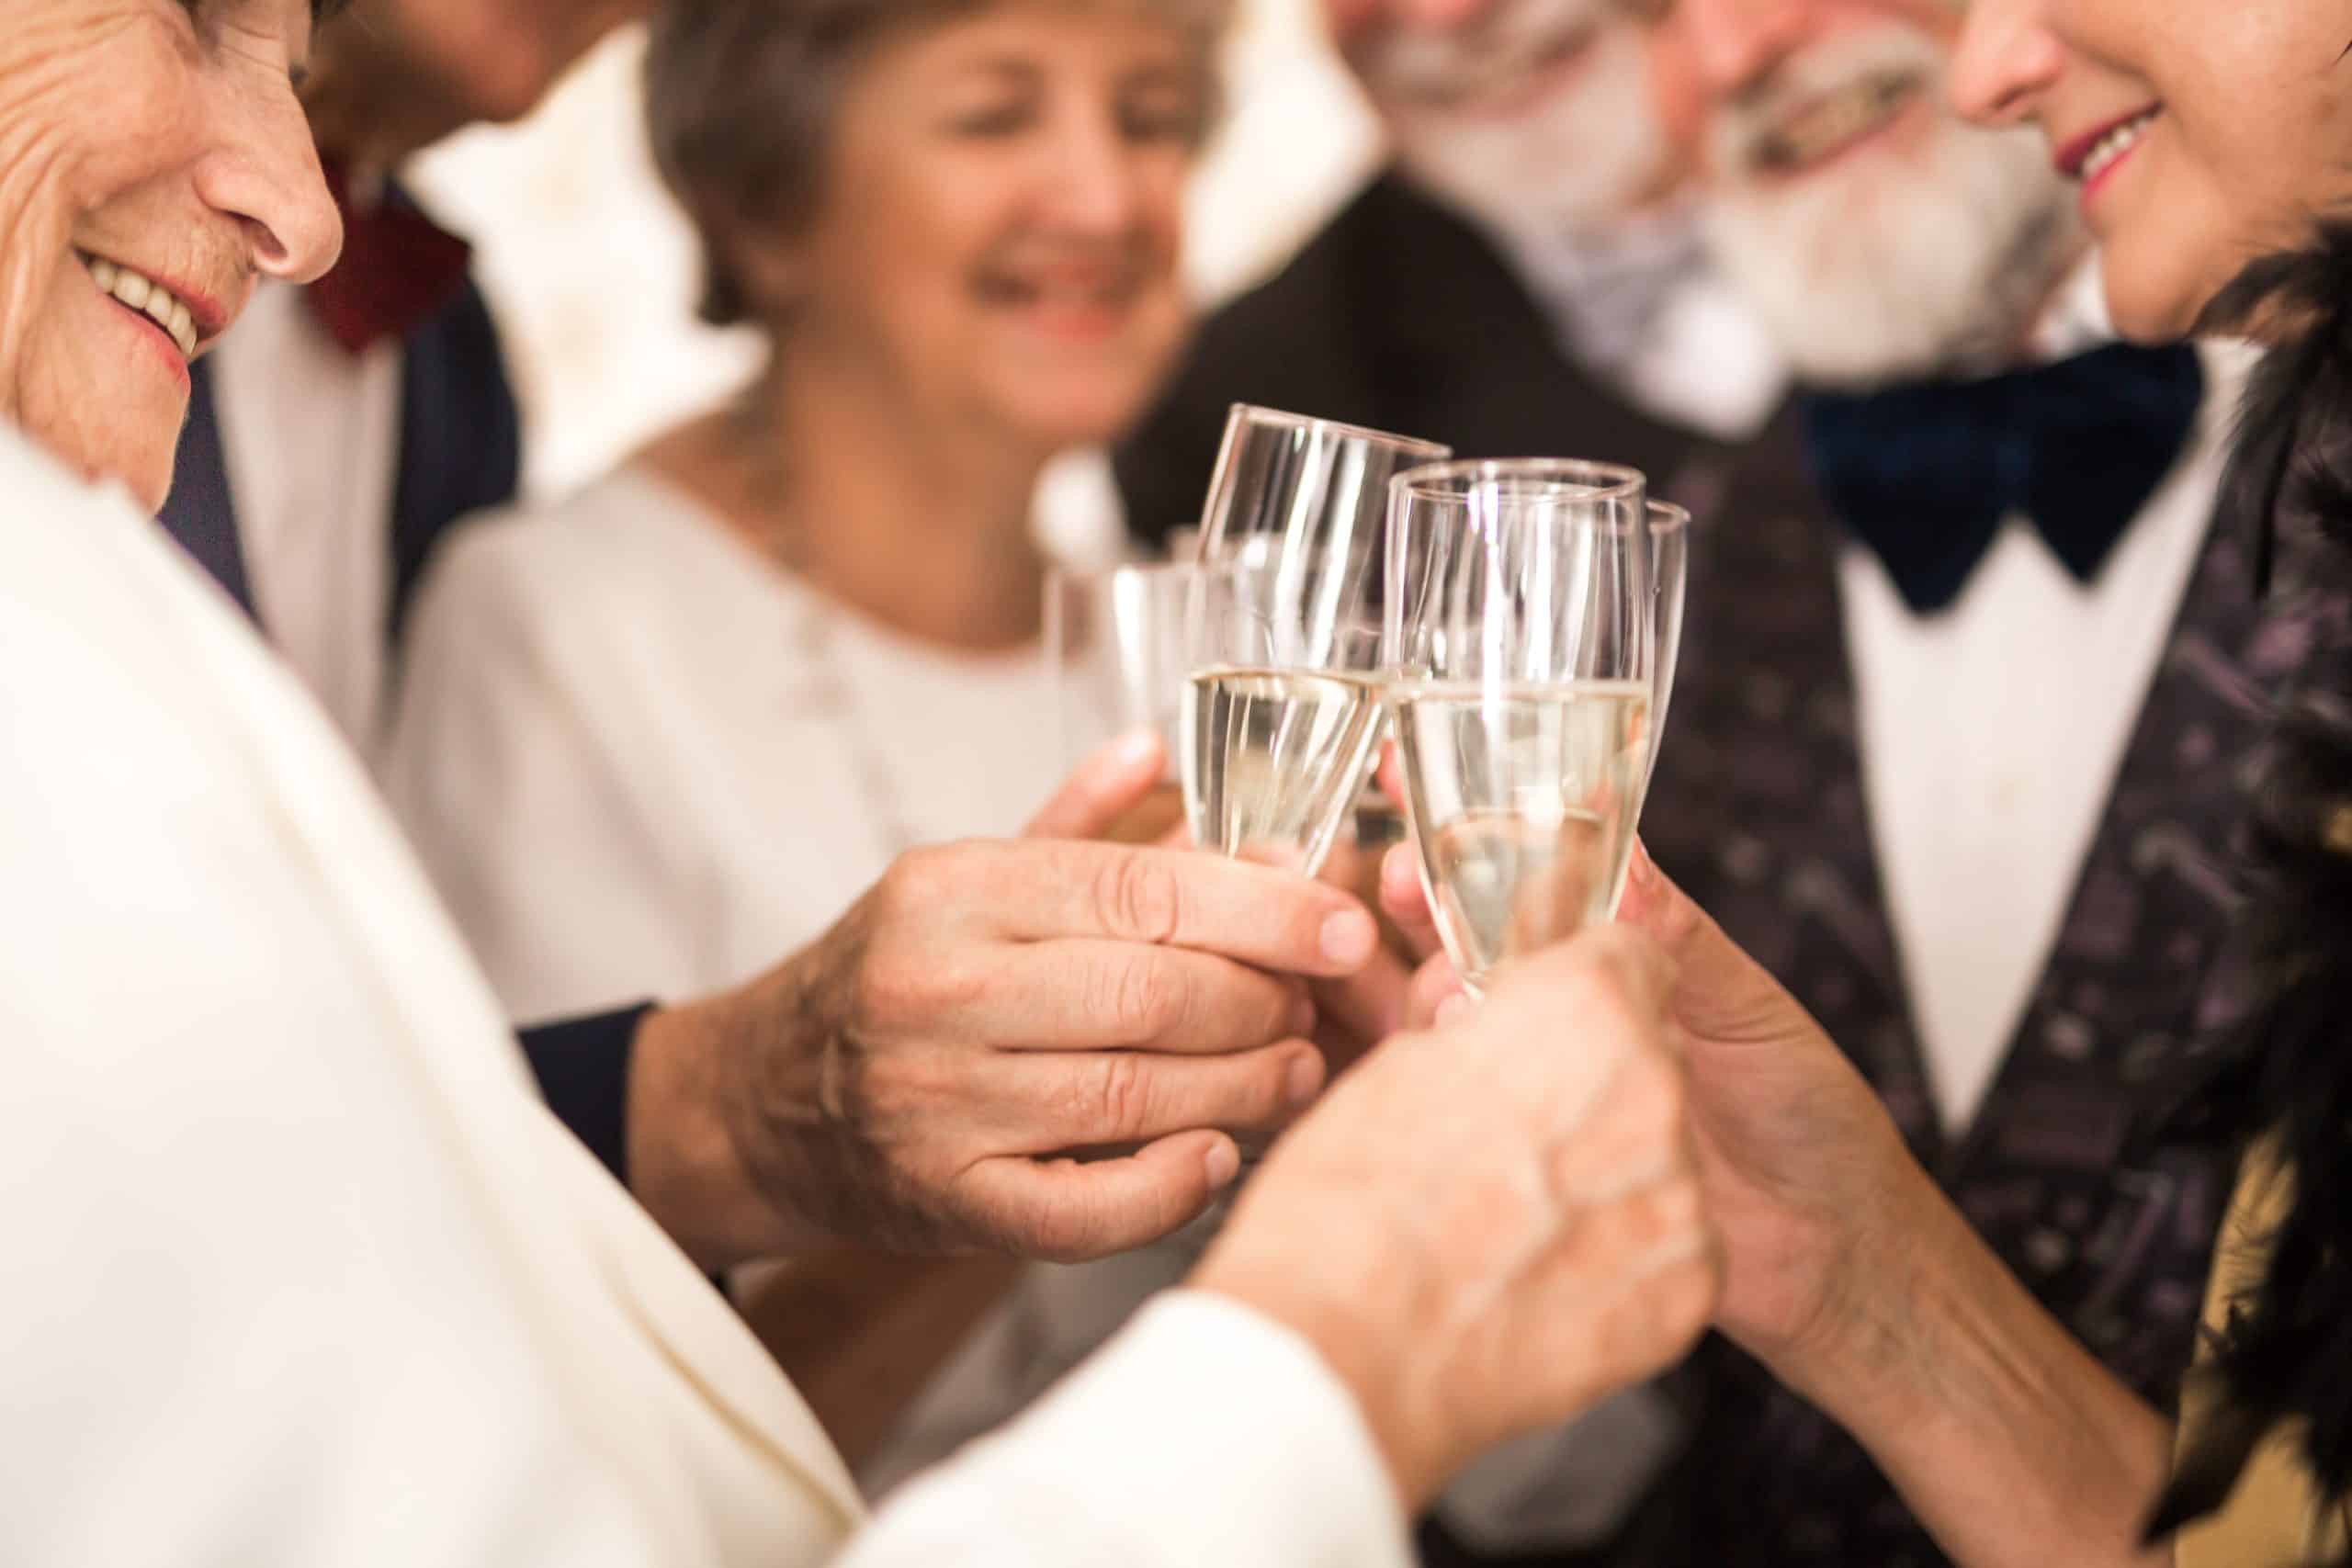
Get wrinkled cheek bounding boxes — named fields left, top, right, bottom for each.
left=0, top=218, right=65, bottom=427
left=17, top=334, right=181, bottom=515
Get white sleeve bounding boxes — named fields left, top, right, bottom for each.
left=382, top=528, right=709, bottom=1021
left=0, top=450, right=751, bottom=1568
left=840, top=1292, right=1413, bottom=1568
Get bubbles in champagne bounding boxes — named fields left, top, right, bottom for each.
left=1393, top=681, right=1650, bottom=989
left=1182, top=667, right=1385, bottom=875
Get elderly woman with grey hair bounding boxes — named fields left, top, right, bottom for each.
left=386, top=0, right=1230, bottom=1025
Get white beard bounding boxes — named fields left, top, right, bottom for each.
left=1701, top=29, right=2083, bottom=389
left=1369, top=7, right=1672, bottom=240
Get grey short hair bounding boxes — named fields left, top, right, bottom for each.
left=645, top=0, right=1233, bottom=328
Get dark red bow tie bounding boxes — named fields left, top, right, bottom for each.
left=305, top=158, right=474, bottom=355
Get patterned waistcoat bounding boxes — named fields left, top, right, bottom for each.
left=1622, top=409, right=2311, bottom=1567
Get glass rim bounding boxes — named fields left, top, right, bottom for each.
left=1647, top=500, right=1691, bottom=535
left=1391, top=457, right=1647, bottom=505
left=1223, top=403, right=1453, bottom=459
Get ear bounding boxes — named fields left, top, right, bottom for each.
left=702, top=203, right=812, bottom=325
left=732, top=232, right=808, bottom=317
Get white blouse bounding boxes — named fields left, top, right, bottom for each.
left=384, top=467, right=1078, bottom=1022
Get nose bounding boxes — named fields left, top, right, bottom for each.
left=1949, top=0, right=2065, bottom=128
left=1041, top=108, right=1147, bottom=235
left=1657, top=0, right=1815, bottom=96
left=195, top=74, right=345, bottom=287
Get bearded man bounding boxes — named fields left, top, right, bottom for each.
left=1114, top=0, right=1784, bottom=547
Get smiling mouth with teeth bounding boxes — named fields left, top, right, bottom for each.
left=974, top=268, right=1145, bottom=315
left=1752, top=70, right=1923, bottom=175
left=78, top=254, right=200, bottom=361
left=2077, top=110, right=2159, bottom=187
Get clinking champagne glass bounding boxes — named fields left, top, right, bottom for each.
left=1046, top=559, right=1206, bottom=844
left=1385, top=459, right=1655, bottom=997
left=1182, top=406, right=1452, bottom=875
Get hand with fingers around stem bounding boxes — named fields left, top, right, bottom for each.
left=629, top=732, right=1386, bottom=1269
left=1371, top=831, right=1911, bottom=1360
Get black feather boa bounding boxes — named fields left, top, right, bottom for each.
left=2146, top=222, right=2352, bottom=1553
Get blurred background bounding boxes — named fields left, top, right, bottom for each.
left=409, top=0, right=1378, bottom=501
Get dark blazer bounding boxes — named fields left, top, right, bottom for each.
left=384, top=265, right=524, bottom=646
left=1114, top=174, right=1717, bottom=546
left=161, top=254, right=520, bottom=646
left=1119, top=179, right=2282, bottom=1566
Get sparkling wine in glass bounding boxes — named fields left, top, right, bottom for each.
left=1182, top=563, right=1386, bottom=873
left=1385, top=459, right=1657, bottom=994
left=1182, top=406, right=1450, bottom=874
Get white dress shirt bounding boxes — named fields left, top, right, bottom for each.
left=0, top=419, right=1410, bottom=1568
left=209, top=278, right=403, bottom=755
left=1838, top=339, right=2251, bottom=1134
left=1611, top=244, right=2252, bottom=1135
left=385, top=468, right=1091, bottom=1022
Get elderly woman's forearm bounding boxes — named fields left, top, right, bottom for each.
left=1777, top=1176, right=2175, bottom=1568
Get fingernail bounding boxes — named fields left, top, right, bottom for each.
left=1321, top=909, right=1376, bottom=966
left=1114, top=729, right=1161, bottom=769
left=1286, top=1050, right=1325, bottom=1108
left=1204, top=1138, right=1242, bottom=1190
left=1435, top=993, right=1475, bottom=1028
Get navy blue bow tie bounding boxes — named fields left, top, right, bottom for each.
left=1800, top=342, right=2206, bottom=615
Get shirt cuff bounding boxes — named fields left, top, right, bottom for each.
left=989, top=1290, right=1411, bottom=1568
left=516, top=1005, right=653, bottom=1188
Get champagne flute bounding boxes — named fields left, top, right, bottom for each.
left=1183, top=406, right=1451, bottom=874
left=1385, top=459, right=1656, bottom=995
left=1195, top=405, right=1453, bottom=564
left=1046, top=560, right=1205, bottom=843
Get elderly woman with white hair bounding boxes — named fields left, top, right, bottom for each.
left=0, top=4, right=1724, bottom=1563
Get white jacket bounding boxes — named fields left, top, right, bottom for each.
left=0, top=423, right=1406, bottom=1568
